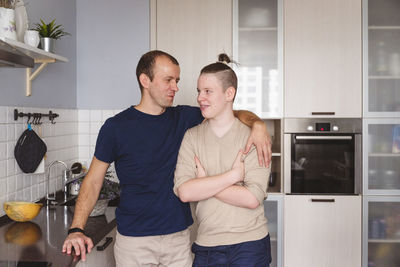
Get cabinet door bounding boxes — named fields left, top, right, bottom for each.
left=284, top=195, right=361, bottom=267
left=233, top=0, right=283, bottom=118
left=151, top=0, right=232, bottom=106
left=284, top=0, right=362, bottom=118
left=265, top=194, right=283, bottom=267
left=363, top=118, right=400, bottom=195
left=364, top=0, right=400, bottom=117
left=363, top=196, right=400, bottom=267
left=76, top=227, right=116, bottom=267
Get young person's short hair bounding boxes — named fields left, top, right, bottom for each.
left=200, top=53, right=238, bottom=93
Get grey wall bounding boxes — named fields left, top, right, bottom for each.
left=0, top=0, right=77, bottom=108
left=76, top=0, right=149, bottom=109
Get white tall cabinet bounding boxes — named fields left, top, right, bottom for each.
left=150, top=0, right=232, bottom=106
left=284, top=0, right=362, bottom=118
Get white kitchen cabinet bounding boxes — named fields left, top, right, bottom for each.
left=284, top=0, right=362, bottom=118
left=150, top=0, right=232, bottom=107
left=284, top=195, right=361, bottom=267
left=76, top=227, right=116, bottom=267
left=363, top=119, right=400, bottom=195
left=363, top=196, right=400, bottom=267
left=233, top=0, right=283, bottom=118
left=363, top=0, right=400, bottom=117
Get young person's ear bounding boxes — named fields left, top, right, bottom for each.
left=139, top=73, right=150, bottom=89
left=225, top=87, right=236, bottom=102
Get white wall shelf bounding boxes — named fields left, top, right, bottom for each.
left=0, top=37, right=68, bottom=97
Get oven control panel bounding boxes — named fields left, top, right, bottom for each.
left=307, top=123, right=340, bottom=132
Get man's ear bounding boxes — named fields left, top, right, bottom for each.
left=139, top=73, right=150, bottom=89
left=226, top=87, right=236, bottom=102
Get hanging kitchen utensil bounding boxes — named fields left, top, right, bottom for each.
left=14, top=125, right=47, bottom=173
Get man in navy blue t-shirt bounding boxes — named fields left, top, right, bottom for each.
left=62, top=50, right=271, bottom=266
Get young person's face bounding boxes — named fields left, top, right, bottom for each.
left=197, top=73, right=231, bottom=119
left=144, top=56, right=180, bottom=108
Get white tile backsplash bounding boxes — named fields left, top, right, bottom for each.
left=78, top=110, right=90, bottom=122
left=0, top=143, right=6, bottom=161
left=0, top=105, right=79, bottom=216
left=0, top=106, right=7, bottom=124
left=90, top=110, right=102, bottom=122
left=0, top=106, right=115, bottom=217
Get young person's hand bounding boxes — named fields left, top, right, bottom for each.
left=194, top=156, right=206, bottom=178
left=230, top=149, right=245, bottom=183
left=244, top=121, right=272, bottom=167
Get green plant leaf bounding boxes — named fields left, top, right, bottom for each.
left=33, top=18, right=70, bottom=39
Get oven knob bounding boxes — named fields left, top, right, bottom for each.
left=307, top=125, right=314, bottom=131
left=332, top=125, right=339, bottom=131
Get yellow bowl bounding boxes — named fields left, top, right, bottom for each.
left=3, top=202, right=43, bottom=222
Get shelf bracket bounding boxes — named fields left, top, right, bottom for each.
left=26, top=59, right=56, bottom=96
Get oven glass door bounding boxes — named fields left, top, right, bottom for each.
left=291, top=134, right=355, bottom=194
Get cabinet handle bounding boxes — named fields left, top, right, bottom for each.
left=97, top=237, right=113, bottom=251
left=311, top=112, right=335, bottom=115
left=311, top=198, right=335, bottom=203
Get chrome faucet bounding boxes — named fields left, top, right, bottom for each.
left=46, top=160, right=69, bottom=205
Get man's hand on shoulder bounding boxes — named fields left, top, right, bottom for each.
left=244, top=120, right=272, bottom=167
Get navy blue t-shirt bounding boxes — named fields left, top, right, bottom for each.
left=94, top=105, right=203, bottom=236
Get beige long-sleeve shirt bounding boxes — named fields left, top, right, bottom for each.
left=174, top=118, right=271, bottom=246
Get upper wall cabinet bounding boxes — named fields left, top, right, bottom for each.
left=150, top=0, right=232, bottom=107
left=364, top=0, right=400, bottom=117
left=284, top=0, right=362, bottom=118
left=233, top=0, right=283, bottom=119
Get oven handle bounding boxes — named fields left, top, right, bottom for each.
left=295, top=136, right=352, bottom=140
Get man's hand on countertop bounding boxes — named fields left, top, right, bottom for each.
left=62, top=232, right=94, bottom=262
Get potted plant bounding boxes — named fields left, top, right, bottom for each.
left=0, top=0, right=17, bottom=40
left=34, top=18, right=70, bottom=53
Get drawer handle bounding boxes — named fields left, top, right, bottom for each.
left=311, top=198, right=335, bottom=203
left=97, top=237, right=113, bottom=251
left=311, top=112, right=335, bottom=115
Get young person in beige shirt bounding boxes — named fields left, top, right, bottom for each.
left=174, top=54, right=272, bottom=266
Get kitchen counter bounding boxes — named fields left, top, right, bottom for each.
left=0, top=204, right=116, bottom=267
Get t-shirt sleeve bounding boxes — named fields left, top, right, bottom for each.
left=243, top=146, right=271, bottom=204
left=173, top=129, right=197, bottom=196
left=177, top=105, right=203, bottom=129
left=94, top=119, right=117, bottom=164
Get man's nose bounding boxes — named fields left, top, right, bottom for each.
left=171, top=81, right=179, bottom=92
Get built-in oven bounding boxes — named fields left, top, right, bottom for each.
left=284, top=118, right=362, bottom=195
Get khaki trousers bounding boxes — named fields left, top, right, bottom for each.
left=114, top=229, right=192, bottom=267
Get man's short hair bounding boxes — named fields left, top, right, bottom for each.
left=136, top=50, right=179, bottom=91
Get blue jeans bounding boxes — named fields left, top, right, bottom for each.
left=191, top=235, right=272, bottom=267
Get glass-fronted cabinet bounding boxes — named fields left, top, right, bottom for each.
left=265, top=194, right=283, bottom=267
left=233, top=0, right=283, bottom=118
left=363, top=119, right=400, bottom=195
left=363, top=196, right=400, bottom=267
left=364, top=0, right=400, bottom=117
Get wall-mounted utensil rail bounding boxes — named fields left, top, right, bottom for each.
left=14, top=108, right=59, bottom=124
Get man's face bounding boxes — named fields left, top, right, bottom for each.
left=147, top=56, right=180, bottom=108
left=197, top=73, right=230, bottom=119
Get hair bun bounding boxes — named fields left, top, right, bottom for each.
left=218, top=53, right=231, bottom=64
